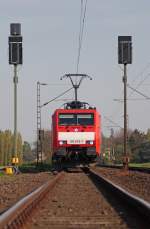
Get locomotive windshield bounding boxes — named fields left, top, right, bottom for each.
left=59, top=113, right=94, bottom=125
left=59, top=114, right=76, bottom=125
left=77, top=114, right=94, bottom=125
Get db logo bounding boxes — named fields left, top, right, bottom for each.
left=74, top=128, right=78, bottom=132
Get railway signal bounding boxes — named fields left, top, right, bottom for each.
left=118, top=36, right=132, bottom=170
left=9, top=23, right=23, bottom=165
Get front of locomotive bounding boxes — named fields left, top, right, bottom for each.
left=52, top=105, right=100, bottom=161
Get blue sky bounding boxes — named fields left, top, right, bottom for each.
left=0, top=0, right=150, bottom=142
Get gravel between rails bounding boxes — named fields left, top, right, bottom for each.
left=27, top=172, right=146, bottom=229
left=0, top=172, right=53, bottom=213
left=94, top=167, right=150, bottom=203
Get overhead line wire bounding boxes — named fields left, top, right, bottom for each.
left=130, top=61, right=150, bottom=86
left=127, top=84, right=150, bottom=100
left=76, top=0, right=83, bottom=75
left=128, top=72, right=150, bottom=98
left=76, top=0, right=88, bottom=74
left=41, top=87, right=73, bottom=107
left=110, top=72, right=150, bottom=131
left=111, top=62, right=150, bottom=121
left=103, top=115, right=123, bottom=129
left=80, top=0, right=88, bottom=51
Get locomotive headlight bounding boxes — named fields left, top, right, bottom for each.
left=59, top=140, right=67, bottom=145
left=59, top=141, right=63, bottom=145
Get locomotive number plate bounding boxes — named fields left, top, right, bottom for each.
left=68, top=139, right=85, bottom=144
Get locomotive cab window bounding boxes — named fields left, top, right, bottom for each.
left=77, top=114, right=94, bottom=125
left=59, top=113, right=94, bottom=125
left=59, top=114, right=76, bottom=125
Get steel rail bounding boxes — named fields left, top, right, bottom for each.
left=0, top=172, right=64, bottom=229
left=88, top=168, right=150, bottom=222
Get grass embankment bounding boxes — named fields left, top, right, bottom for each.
left=19, top=162, right=52, bottom=173
left=100, top=162, right=150, bottom=169
left=129, top=162, right=150, bottom=168
left=0, top=172, right=4, bottom=176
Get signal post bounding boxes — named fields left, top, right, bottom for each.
left=9, top=23, right=23, bottom=165
left=118, top=36, right=132, bottom=170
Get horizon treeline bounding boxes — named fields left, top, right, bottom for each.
left=102, top=128, right=150, bottom=164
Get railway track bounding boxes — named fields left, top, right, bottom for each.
left=0, top=166, right=150, bottom=228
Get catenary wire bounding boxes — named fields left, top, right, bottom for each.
left=110, top=63, right=150, bottom=121
left=76, top=0, right=83, bottom=76
left=128, top=72, right=150, bottom=98
left=103, top=115, right=123, bottom=129
left=127, top=84, right=150, bottom=99
left=41, top=87, right=73, bottom=107
left=103, top=56, right=150, bottom=136
left=76, top=0, right=88, bottom=75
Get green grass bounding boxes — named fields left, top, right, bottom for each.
left=129, top=162, right=150, bottom=168
left=100, top=161, right=150, bottom=169
left=0, top=172, right=4, bottom=176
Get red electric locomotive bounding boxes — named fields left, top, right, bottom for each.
left=51, top=101, right=101, bottom=161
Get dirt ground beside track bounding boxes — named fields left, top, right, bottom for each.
left=94, top=167, right=150, bottom=203
left=0, top=172, right=52, bottom=213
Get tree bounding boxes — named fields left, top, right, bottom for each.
left=0, top=131, right=5, bottom=165
left=146, top=129, right=150, bottom=141
left=17, top=133, right=23, bottom=165
left=128, top=129, right=148, bottom=163
left=23, top=141, right=35, bottom=162
left=3, top=130, right=12, bottom=165
left=42, top=130, right=52, bottom=162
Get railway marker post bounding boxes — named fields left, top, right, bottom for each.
left=118, top=36, right=132, bottom=170
left=9, top=23, right=23, bottom=166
